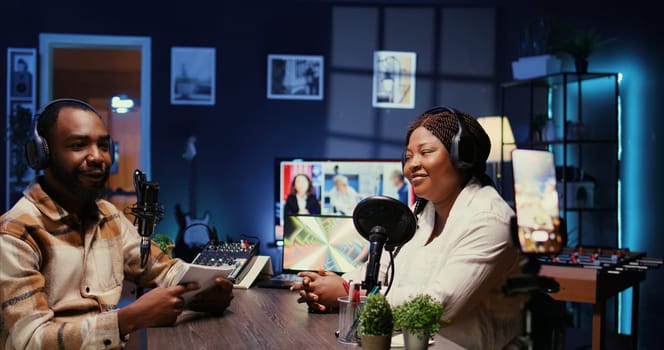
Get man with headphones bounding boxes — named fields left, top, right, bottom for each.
left=292, top=106, right=524, bottom=350
left=0, top=98, right=234, bottom=349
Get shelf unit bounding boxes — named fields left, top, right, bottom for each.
left=500, top=72, right=620, bottom=248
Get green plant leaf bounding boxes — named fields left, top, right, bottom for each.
left=392, top=294, right=449, bottom=338
left=152, top=233, right=174, bottom=254
left=555, top=28, right=615, bottom=60
left=359, top=293, right=393, bottom=336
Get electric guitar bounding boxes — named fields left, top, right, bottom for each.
left=173, top=136, right=213, bottom=262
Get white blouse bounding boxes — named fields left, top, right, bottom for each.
left=344, top=179, right=524, bottom=350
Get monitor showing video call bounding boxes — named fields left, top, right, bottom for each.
left=274, top=158, right=412, bottom=242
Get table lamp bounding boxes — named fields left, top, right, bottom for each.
left=476, top=116, right=516, bottom=193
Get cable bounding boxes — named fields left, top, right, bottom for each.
left=383, top=249, right=396, bottom=296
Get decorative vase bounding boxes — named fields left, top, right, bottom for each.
left=532, top=129, right=542, bottom=142
left=542, top=120, right=555, bottom=142
left=402, top=330, right=429, bottom=350
left=574, top=58, right=589, bottom=74
left=167, top=244, right=175, bottom=257
left=360, top=334, right=391, bottom=350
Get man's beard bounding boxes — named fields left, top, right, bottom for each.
left=50, top=161, right=109, bottom=207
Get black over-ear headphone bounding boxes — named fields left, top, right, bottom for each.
left=25, top=98, right=116, bottom=170
left=402, top=105, right=476, bottom=170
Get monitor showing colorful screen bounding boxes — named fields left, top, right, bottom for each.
left=282, top=214, right=369, bottom=273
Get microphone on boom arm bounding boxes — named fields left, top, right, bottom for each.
left=131, top=169, right=165, bottom=268
left=352, top=196, right=417, bottom=294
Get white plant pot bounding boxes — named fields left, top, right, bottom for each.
left=402, top=330, right=429, bottom=350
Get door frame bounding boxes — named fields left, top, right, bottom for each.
left=38, top=33, right=152, bottom=177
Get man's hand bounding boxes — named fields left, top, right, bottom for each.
left=118, top=283, right=200, bottom=336
left=187, top=277, right=234, bottom=314
left=290, top=270, right=346, bottom=313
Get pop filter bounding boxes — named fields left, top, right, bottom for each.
left=352, top=196, right=417, bottom=292
left=352, top=196, right=417, bottom=251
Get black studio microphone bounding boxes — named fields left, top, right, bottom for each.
left=353, top=196, right=417, bottom=293
left=132, top=169, right=164, bottom=268
left=365, top=226, right=388, bottom=293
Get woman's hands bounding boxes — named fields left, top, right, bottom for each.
left=290, top=270, right=347, bottom=312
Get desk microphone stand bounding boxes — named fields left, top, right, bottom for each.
left=504, top=254, right=566, bottom=350
left=503, top=218, right=566, bottom=350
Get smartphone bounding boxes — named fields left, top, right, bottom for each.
left=511, top=149, right=565, bottom=254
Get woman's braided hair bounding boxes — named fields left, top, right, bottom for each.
left=405, top=107, right=494, bottom=216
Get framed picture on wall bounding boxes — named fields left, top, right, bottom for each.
left=171, top=47, right=216, bottom=105
left=372, top=51, right=417, bottom=109
left=267, top=54, right=324, bottom=100
left=8, top=48, right=36, bottom=99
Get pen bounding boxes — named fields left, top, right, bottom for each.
left=346, top=316, right=360, bottom=340
left=344, top=282, right=362, bottom=340
left=352, top=283, right=360, bottom=303
left=369, top=285, right=380, bottom=295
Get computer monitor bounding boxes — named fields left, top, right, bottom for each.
left=274, top=158, right=412, bottom=243
left=282, top=214, right=368, bottom=274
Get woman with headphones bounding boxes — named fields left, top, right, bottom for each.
left=291, top=106, right=523, bottom=350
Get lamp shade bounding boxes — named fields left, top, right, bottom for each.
left=477, top=116, right=516, bottom=162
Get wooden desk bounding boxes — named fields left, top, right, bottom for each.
left=147, top=288, right=464, bottom=349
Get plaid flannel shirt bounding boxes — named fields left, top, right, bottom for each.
left=0, top=180, right=188, bottom=349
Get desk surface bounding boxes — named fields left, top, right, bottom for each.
left=147, top=287, right=463, bottom=349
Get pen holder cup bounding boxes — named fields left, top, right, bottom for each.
left=337, top=296, right=367, bottom=345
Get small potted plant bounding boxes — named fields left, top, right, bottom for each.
left=532, top=113, right=549, bottom=142
left=152, top=233, right=175, bottom=256
left=393, top=294, right=448, bottom=350
left=575, top=186, right=589, bottom=208
left=555, top=28, right=615, bottom=73
left=358, top=293, right=393, bottom=350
